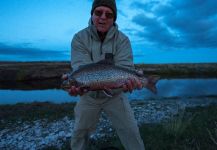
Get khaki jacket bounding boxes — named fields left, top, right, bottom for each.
left=71, top=21, right=135, bottom=98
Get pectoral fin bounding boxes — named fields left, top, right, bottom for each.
left=103, top=87, right=113, bottom=97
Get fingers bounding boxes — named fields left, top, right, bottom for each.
left=128, top=79, right=134, bottom=93
left=123, top=78, right=142, bottom=93
left=67, top=86, right=89, bottom=96
left=68, top=86, right=80, bottom=96
left=134, top=78, right=142, bottom=90
left=123, top=80, right=133, bottom=93
left=67, top=86, right=76, bottom=96
left=122, top=84, right=128, bottom=92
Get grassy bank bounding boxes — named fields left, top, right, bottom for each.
left=42, top=104, right=217, bottom=150
left=60, top=105, right=215, bottom=150
left=140, top=105, right=217, bottom=150
left=1, top=102, right=217, bottom=149
left=0, top=102, right=75, bottom=129
left=0, top=62, right=217, bottom=82
left=135, top=63, right=217, bottom=78
left=81, top=105, right=217, bottom=150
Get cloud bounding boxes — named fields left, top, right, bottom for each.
left=129, top=0, right=217, bottom=49
left=0, top=42, right=69, bottom=61
left=130, top=1, right=159, bottom=12
left=132, top=13, right=181, bottom=48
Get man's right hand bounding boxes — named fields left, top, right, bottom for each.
left=61, top=73, right=88, bottom=96
left=67, top=86, right=88, bottom=96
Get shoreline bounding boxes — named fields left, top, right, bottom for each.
left=0, top=61, right=217, bottom=82
left=1, top=98, right=217, bottom=149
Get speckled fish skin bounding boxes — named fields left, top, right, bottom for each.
left=61, top=61, right=160, bottom=93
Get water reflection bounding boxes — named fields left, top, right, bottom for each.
left=128, top=78, right=217, bottom=100
left=0, top=89, right=79, bottom=104
left=0, top=78, right=217, bottom=104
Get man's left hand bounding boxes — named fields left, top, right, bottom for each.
left=122, top=77, right=142, bottom=93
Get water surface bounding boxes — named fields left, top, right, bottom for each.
left=0, top=78, right=217, bottom=104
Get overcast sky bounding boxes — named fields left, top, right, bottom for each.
left=0, top=0, right=217, bottom=63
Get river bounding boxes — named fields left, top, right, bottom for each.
left=0, top=78, right=217, bottom=104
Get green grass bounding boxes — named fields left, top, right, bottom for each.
left=207, top=121, right=217, bottom=146
left=1, top=102, right=217, bottom=150
left=43, top=104, right=217, bottom=150
left=142, top=105, right=217, bottom=150
left=84, top=105, right=217, bottom=150
left=0, top=102, right=75, bottom=129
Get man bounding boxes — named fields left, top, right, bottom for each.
left=66, top=0, right=145, bottom=149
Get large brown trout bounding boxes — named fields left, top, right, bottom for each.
left=61, top=60, right=160, bottom=96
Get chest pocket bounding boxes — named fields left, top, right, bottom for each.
left=90, top=35, right=117, bottom=63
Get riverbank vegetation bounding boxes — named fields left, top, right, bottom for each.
left=60, top=104, right=217, bottom=150
left=1, top=62, right=217, bottom=82
left=0, top=102, right=75, bottom=129
left=1, top=102, right=217, bottom=150
left=78, top=104, right=217, bottom=150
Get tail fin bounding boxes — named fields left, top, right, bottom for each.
left=146, top=75, right=160, bottom=94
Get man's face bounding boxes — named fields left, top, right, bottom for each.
left=92, top=6, right=114, bottom=33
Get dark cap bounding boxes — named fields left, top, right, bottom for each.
left=91, top=0, right=117, bottom=21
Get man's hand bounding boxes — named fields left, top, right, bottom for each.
left=61, top=73, right=88, bottom=96
left=67, top=86, right=88, bottom=96
left=122, top=78, right=142, bottom=93
left=122, top=70, right=143, bottom=93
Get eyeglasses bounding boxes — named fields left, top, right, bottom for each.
left=94, top=10, right=114, bottom=19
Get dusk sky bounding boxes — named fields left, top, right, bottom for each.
left=0, top=0, right=217, bottom=63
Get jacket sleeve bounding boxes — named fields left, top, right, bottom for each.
left=114, top=35, right=135, bottom=70
left=71, top=33, right=92, bottom=71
